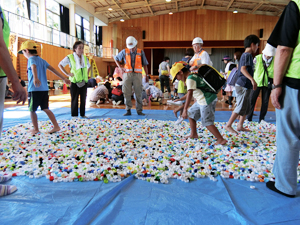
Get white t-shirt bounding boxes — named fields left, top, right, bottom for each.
left=173, top=79, right=179, bottom=89
left=225, top=62, right=234, bottom=74
left=186, top=77, right=207, bottom=105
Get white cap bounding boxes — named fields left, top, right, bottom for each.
left=262, top=43, right=276, bottom=57
left=192, top=37, right=203, bottom=45
left=126, top=36, right=138, bottom=49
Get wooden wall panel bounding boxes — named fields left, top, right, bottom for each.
left=103, top=9, right=279, bottom=49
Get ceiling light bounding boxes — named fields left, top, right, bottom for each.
left=169, top=12, right=173, bottom=15
left=166, top=0, right=171, bottom=2
left=233, top=10, right=238, bottom=13
left=120, top=19, right=125, bottom=22
left=108, top=8, right=113, bottom=11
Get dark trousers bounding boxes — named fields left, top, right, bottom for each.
left=112, top=94, right=124, bottom=103
left=70, top=82, right=87, bottom=117
left=159, top=75, right=171, bottom=93
left=247, top=86, right=271, bottom=122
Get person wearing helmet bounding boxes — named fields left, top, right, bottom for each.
left=114, top=36, right=149, bottom=116
left=247, top=43, right=276, bottom=122
left=189, top=37, right=211, bottom=73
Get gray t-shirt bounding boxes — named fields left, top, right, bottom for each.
left=159, top=61, right=169, bottom=76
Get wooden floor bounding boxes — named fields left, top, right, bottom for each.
left=4, top=89, right=275, bottom=112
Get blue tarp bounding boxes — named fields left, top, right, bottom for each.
left=1, top=107, right=298, bottom=225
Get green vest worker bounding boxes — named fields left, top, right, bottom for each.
left=266, top=0, right=300, bottom=198
left=247, top=43, right=276, bottom=122
left=59, top=41, right=91, bottom=118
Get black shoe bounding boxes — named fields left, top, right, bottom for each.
left=137, top=112, right=145, bottom=116
left=266, top=181, right=295, bottom=198
left=123, top=110, right=131, bottom=116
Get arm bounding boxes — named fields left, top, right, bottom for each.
left=271, top=46, right=293, bottom=109
left=181, top=90, right=193, bottom=119
left=47, top=65, right=70, bottom=85
left=0, top=19, right=26, bottom=104
left=31, top=64, right=41, bottom=87
left=240, top=66, right=257, bottom=90
left=167, top=64, right=170, bottom=75
left=58, top=63, right=74, bottom=77
left=143, top=65, right=149, bottom=82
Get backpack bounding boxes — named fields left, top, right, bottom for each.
left=227, top=67, right=239, bottom=86
left=112, top=87, right=122, bottom=96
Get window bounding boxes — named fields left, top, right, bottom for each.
left=75, top=14, right=82, bottom=39
left=46, top=0, right=60, bottom=30
left=30, top=1, right=39, bottom=22
left=83, top=19, right=90, bottom=42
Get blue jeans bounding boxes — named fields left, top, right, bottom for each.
left=273, top=85, right=300, bottom=195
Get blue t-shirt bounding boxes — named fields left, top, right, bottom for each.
left=236, top=52, right=254, bottom=89
left=27, top=56, right=50, bottom=92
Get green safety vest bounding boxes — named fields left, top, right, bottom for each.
left=67, top=54, right=88, bottom=83
left=286, top=0, right=300, bottom=79
left=253, top=54, right=274, bottom=87
left=0, top=7, right=10, bottom=78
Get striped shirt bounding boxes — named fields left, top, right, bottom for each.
left=89, top=85, right=108, bottom=102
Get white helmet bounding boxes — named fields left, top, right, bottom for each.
left=192, top=37, right=203, bottom=45
left=126, top=36, right=138, bottom=49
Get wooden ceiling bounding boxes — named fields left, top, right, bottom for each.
left=86, top=0, right=289, bottom=23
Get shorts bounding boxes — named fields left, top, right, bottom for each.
left=28, top=91, right=49, bottom=112
left=188, top=100, right=217, bottom=127
left=233, top=85, right=252, bottom=116
left=174, top=88, right=178, bottom=94
left=178, top=93, right=186, bottom=103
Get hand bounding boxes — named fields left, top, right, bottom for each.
left=190, top=66, right=197, bottom=71
left=182, top=110, right=188, bottom=119
left=33, top=78, right=41, bottom=87
left=271, top=87, right=282, bottom=109
left=68, top=73, right=74, bottom=77
left=64, top=78, right=71, bottom=85
left=121, top=68, right=126, bottom=73
left=174, top=99, right=179, bottom=102
left=251, top=79, right=257, bottom=91
left=10, top=82, right=27, bottom=104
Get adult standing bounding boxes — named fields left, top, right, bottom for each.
left=247, top=44, right=276, bottom=122
left=114, top=36, right=149, bottom=116
left=189, top=37, right=211, bottom=73
left=158, top=57, right=171, bottom=99
left=0, top=5, right=27, bottom=196
left=266, top=0, right=300, bottom=198
left=59, top=41, right=91, bottom=118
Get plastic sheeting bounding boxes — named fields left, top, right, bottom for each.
left=1, top=176, right=300, bottom=225
left=1, top=107, right=292, bottom=225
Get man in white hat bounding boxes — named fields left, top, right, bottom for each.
left=114, top=36, right=149, bottom=116
left=189, top=37, right=211, bottom=73
left=247, top=43, right=276, bottom=122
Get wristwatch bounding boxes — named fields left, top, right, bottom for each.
left=272, top=84, right=282, bottom=90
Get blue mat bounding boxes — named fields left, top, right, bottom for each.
left=2, top=107, right=298, bottom=225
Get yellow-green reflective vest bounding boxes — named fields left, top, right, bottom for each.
left=67, top=54, right=88, bottom=83
left=0, top=7, right=10, bottom=77
left=286, top=0, right=300, bottom=79
left=253, top=54, right=274, bottom=87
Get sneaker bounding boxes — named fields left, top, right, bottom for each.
left=112, top=100, right=116, bottom=105
left=137, top=112, right=145, bottom=116
left=228, top=105, right=232, bottom=109
left=175, top=116, right=184, bottom=125
left=116, top=100, right=122, bottom=105
left=81, top=116, right=88, bottom=119
left=96, top=100, right=101, bottom=105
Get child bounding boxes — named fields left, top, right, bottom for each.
left=18, top=40, right=70, bottom=135
left=224, top=64, right=237, bottom=108
left=173, top=61, right=226, bottom=145
left=225, top=35, right=260, bottom=134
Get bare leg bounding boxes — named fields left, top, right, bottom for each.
left=173, top=105, right=184, bottom=118
left=237, top=115, right=251, bottom=132
left=43, top=109, right=60, bottom=133
left=30, top=111, right=39, bottom=135
left=206, top=125, right=227, bottom=145
left=186, top=118, right=198, bottom=139
left=225, top=112, right=239, bottom=134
